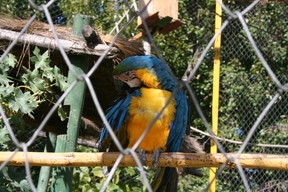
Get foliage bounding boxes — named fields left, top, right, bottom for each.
left=0, top=47, right=68, bottom=123
left=0, top=0, right=36, bottom=19
left=215, top=2, right=288, bottom=190
left=71, top=145, right=153, bottom=192
left=0, top=126, right=40, bottom=191
left=178, top=168, right=210, bottom=192
left=0, top=54, right=37, bottom=118
left=72, top=166, right=152, bottom=192
left=151, top=0, right=216, bottom=132
left=0, top=166, right=31, bottom=192
left=58, top=0, right=140, bottom=37
left=0, top=47, right=68, bottom=191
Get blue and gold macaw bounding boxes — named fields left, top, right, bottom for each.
left=99, top=55, right=188, bottom=191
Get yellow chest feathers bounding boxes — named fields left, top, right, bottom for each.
left=126, top=87, right=176, bottom=152
left=135, top=68, right=162, bottom=89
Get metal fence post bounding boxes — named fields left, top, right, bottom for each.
left=210, top=1, right=222, bottom=191
left=50, top=14, right=91, bottom=192
left=37, top=133, right=57, bottom=192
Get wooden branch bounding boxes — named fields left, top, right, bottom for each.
left=0, top=29, right=119, bottom=58
left=190, top=127, right=288, bottom=149
left=1, top=152, right=287, bottom=171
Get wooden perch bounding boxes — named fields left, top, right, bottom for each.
left=0, top=29, right=119, bottom=58
left=1, top=152, right=287, bottom=171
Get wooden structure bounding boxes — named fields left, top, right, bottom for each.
left=0, top=16, right=145, bottom=138
left=132, top=0, right=185, bottom=40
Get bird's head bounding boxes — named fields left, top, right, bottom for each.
left=113, top=56, right=176, bottom=91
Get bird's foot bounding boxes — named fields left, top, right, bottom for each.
left=136, top=149, right=147, bottom=165
left=152, top=148, right=164, bottom=168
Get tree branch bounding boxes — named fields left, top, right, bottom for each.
left=1, top=152, right=287, bottom=171
left=182, top=48, right=201, bottom=82
left=190, top=126, right=288, bottom=149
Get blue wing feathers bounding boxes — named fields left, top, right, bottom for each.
left=99, top=90, right=142, bottom=142
left=155, top=88, right=188, bottom=192
left=166, top=88, right=188, bottom=152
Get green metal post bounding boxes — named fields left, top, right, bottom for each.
left=51, top=15, right=91, bottom=192
left=37, top=132, right=57, bottom=192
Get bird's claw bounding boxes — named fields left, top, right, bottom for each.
left=152, top=148, right=164, bottom=168
left=136, top=149, right=147, bottom=165
left=136, top=148, right=164, bottom=168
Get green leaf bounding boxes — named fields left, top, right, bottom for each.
left=54, top=66, right=69, bottom=91
left=0, top=166, right=31, bottom=192
left=0, top=74, right=12, bottom=85
left=30, top=78, right=45, bottom=92
left=21, top=69, right=37, bottom=84
left=0, top=127, right=11, bottom=150
left=91, top=167, right=105, bottom=177
left=0, top=127, right=10, bottom=142
left=43, top=68, right=55, bottom=82
left=108, top=183, right=122, bottom=192
left=1, top=54, right=17, bottom=68
left=0, top=85, right=15, bottom=98
left=31, top=47, right=51, bottom=70
left=79, top=167, right=89, bottom=173
left=21, top=69, right=44, bottom=92
left=1, top=166, right=11, bottom=182
left=0, top=54, right=16, bottom=85
left=7, top=88, right=38, bottom=117
left=30, top=68, right=40, bottom=80
left=19, top=179, right=31, bottom=192
left=57, top=104, right=67, bottom=121
left=56, top=77, right=70, bottom=92
left=112, top=169, right=121, bottom=184
left=124, top=167, right=136, bottom=176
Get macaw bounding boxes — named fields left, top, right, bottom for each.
left=99, top=55, right=188, bottom=191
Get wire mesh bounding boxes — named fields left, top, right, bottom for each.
left=217, top=1, right=288, bottom=191
left=0, top=0, right=287, bottom=191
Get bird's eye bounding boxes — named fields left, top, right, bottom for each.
left=125, top=71, right=130, bottom=75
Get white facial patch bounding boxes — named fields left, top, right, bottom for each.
left=114, top=70, right=142, bottom=88
left=126, top=77, right=142, bottom=87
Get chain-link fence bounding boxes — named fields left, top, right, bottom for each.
left=0, top=0, right=287, bottom=191
left=218, top=1, right=288, bottom=191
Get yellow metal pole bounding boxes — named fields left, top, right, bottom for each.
left=210, top=0, right=222, bottom=191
